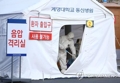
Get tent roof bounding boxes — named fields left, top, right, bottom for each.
left=91, top=0, right=113, bottom=15
left=23, top=0, right=114, bottom=17
left=0, top=0, right=113, bottom=16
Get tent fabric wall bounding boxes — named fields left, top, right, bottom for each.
left=0, top=0, right=120, bottom=79
left=65, top=17, right=118, bottom=74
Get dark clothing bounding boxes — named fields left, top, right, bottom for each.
left=75, top=43, right=80, bottom=57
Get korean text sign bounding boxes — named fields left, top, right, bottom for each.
left=29, top=17, right=52, bottom=41
left=29, top=17, right=52, bottom=32
left=7, top=19, right=27, bottom=56
left=29, top=32, right=52, bottom=40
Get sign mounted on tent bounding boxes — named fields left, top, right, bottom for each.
left=86, top=20, right=94, bottom=28
left=29, top=17, right=52, bottom=32
left=29, top=17, right=52, bottom=40
left=29, top=32, right=52, bottom=40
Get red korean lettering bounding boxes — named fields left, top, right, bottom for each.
left=8, top=39, right=14, bottom=47
left=19, top=39, right=25, bottom=48
left=43, top=35, right=48, bottom=40
left=14, top=39, right=19, bottom=47
left=40, top=34, right=46, bottom=40
left=31, top=34, right=35, bottom=39
left=40, top=34, right=43, bottom=40
left=47, top=22, right=51, bottom=28
left=42, top=35, right=46, bottom=40
left=17, top=30, right=23, bottom=38
left=39, top=33, right=52, bottom=40
left=31, top=21, right=34, bottom=27
left=35, top=21, right=38, bottom=27
left=35, top=33, right=38, bottom=39
left=44, top=22, right=47, bottom=28
left=31, top=34, right=36, bottom=39
left=11, top=29, right=17, bottom=38
left=40, top=21, right=43, bottom=28
left=32, top=33, right=38, bottom=39
left=46, top=35, right=50, bottom=40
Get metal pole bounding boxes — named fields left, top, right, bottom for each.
left=11, top=56, right=13, bottom=83
left=19, top=56, right=21, bottom=81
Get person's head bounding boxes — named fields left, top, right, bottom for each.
left=67, top=32, right=74, bottom=40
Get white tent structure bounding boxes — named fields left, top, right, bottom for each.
left=0, top=0, right=120, bottom=79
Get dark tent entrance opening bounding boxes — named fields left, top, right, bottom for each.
left=57, top=24, right=85, bottom=73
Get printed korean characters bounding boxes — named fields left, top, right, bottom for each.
left=8, top=29, right=25, bottom=48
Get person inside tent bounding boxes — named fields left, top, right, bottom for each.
left=58, top=32, right=76, bottom=74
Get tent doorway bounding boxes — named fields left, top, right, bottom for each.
left=57, top=24, right=85, bottom=72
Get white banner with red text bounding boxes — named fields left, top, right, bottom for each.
left=7, top=19, right=27, bottom=56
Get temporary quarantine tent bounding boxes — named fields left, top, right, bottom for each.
left=0, top=0, right=120, bottom=79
